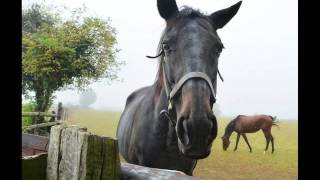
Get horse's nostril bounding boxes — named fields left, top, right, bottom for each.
left=176, top=115, right=190, bottom=146
left=208, top=113, right=216, bottom=122
left=208, top=113, right=218, bottom=141
left=183, top=120, right=190, bottom=145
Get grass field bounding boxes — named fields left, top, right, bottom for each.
left=67, top=109, right=297, bottom=180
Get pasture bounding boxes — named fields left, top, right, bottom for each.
left=66, top=109, right=297, bottom=180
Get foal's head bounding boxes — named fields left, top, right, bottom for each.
left=222, top=136, right=230, bottom=151
left=156, top=0, right=242, bottom=159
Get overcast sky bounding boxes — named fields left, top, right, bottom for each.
left=22, top=0, right=298, bottom=120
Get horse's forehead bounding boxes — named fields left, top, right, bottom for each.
left=166, top=18, right=219, bottom=42
left=181, top=19, right=212, bottom=31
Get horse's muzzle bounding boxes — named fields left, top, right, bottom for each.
left=176, top=113, right=217, bottom=159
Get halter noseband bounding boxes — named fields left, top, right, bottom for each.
left=162, top=61, right=216, bottom=104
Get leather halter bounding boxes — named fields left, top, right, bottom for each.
left=162, top=61, right=216, bottom=103
left=160, top=59, right=217, bottom=126
left=147, top=49, right=221, bottom=126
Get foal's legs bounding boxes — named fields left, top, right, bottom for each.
left=271, top=135, right=274, bottom=154
left=263, top=128, right=274, bottom=154
left=241, top=134, right=252, bottom=152
left=263, top=130, right=271, bottom=154
left=234, top=133, right=240, bottom=151
left=264, top=138, right=270, bottom=154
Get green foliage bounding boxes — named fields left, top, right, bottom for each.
left=22, top=3, right=122, bottom=116
left=22, top=103, right=35, bottom=127
left=79, top=88, right=97, bottom=107
left=22, top=3, right=58, bottom=34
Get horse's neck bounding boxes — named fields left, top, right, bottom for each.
left=226, top=131, right=233, bottom=139
left=154, top=84, right=169, bottom=114
left=224, top=121, right=235, bottom=139
left=223, top=130, right=233, bottom=140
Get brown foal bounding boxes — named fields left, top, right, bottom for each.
left=222, top=115, right=278, bottom=154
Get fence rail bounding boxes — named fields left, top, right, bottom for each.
left=22, top=121, right=63, bottom=131
left=22, top=102, right=66, bottom=134
left=22, top=112, right=57, bottom=117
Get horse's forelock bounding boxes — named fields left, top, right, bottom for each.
left=177, top=6, right=206, bottom=19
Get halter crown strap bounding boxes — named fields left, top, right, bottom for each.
left=169, top=72, right=216, bottom=100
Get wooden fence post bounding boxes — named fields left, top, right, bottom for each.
left=47, top=125, right=120, bottom=180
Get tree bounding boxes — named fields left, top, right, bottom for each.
left=79, top=88, right=97, bottom=108
left=22, top=4, right=57, bottom=34
left=22, top=3, right=122, bottom=123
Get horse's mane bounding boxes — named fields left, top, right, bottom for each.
left=154, top=7, right=208, bottom=96
left=154, top=30, right=165, bottom=96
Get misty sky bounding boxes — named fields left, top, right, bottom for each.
left=22, top=0, right=298, bottom=120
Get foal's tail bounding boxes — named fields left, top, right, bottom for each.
left=270, top=115, right=280, bottom=129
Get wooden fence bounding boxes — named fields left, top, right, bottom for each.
left=22, top=124, right=206, bottom=180
left=22, top=102, right=66, bottom=132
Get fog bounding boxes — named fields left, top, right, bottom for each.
left=22, top=0, right=298, bottom=120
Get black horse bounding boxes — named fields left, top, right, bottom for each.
left=117, top=0, right=242, bottom=175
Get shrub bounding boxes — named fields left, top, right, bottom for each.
left=22, top=103, right=34, bottom=127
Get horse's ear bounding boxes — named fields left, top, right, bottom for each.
left=157, top=0, right=178, bottom=20
left=209, top=1, right=242, bottom=29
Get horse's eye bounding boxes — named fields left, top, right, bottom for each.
left=163, top=43, right=170, bottom=51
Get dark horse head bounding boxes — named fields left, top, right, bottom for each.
left=154, top=0, right=242, bottom=159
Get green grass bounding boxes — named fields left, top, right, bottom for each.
left=67, top=109, right=297, bottom=180
left=194, top=119, right=297, bottom=180
left=67, top=109, right=120, bottom=138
